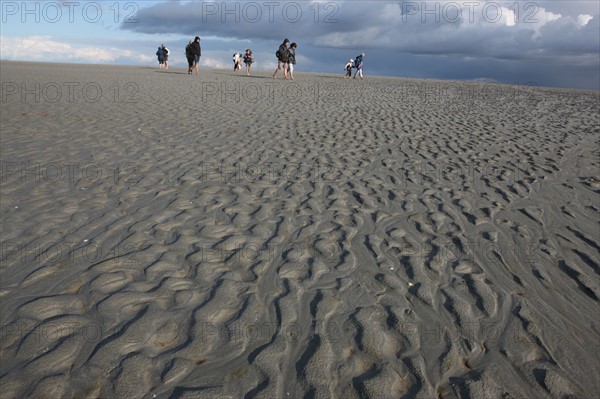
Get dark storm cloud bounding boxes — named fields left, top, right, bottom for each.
left=120, top=1, right=599, bottom=88
left=123, top=1, right=597, bottom=58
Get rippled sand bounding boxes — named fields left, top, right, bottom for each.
left=1, top=61, right=599, bottom=398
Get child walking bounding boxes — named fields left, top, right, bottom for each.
left=287, top=43, right=297, bottom=80
left=344, top=59, right=354, bottom=78
left=233, top=53, right=242, bottom=71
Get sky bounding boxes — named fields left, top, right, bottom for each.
left=1, top=0, right=599, bottom=89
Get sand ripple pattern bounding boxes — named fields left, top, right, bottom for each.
left=1, top=63, right=599, bottom=398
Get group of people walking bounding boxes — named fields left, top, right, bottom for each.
left=156, top=37, right=363, bottom=80
left=155, top=44, right=170, bottom=70
left=272, top=38, right=297, bottom=80
left=233, top=50, right=254, bottom=75
left=184, top=37, right=202, bottom=75
left=344, top=53, right=365, bottom=79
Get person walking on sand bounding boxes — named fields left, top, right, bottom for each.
left=161, top=44, right=170, bottom=70
left=273, top=38, right=290, bottom=79
left=190, top=36, right=201, bottom=76
left=287, top=43, right=297, bottom=80
left=185, top=40, right=194, bottom=74
left=344, top=58, right=354, bottom=78
left=233, top=52, right=242, bottom=71
left=243, top=49, right=254, bottom=76
left=156, top=45, right=165, bottom=69
left=354, top=53, right=365, bottom=79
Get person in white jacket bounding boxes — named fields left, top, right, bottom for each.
left=161, top=44, right=170, bottom=70
left=233, top=53, right=242, bottom=71
left=344, top=59, right=354, bottom=78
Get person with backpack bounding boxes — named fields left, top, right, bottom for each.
left=273, top=38, right=290, bottom=79
left=354, top=53, right=365, bottom=79
left=185, top=40, right=194, bottom=74
left=243, top=49, right=254, bottom=76
left=156, top=45, right=165, bottom=69
left=161, top=44, right=170, bottom=70
left=287, top=43, right=297, bottom=80
left=344, top=59, right=354, bottom=78
left=190, top=36, right=201, bottom=76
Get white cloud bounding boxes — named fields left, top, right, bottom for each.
left=502, top=8, right=516, bottom=27
left=531, top=9, right=562, bottom=39
left=137, top=54, right=154, bottom=63
left=577, top=14, right=593, bottom=27
left=0, top=35, right=151, bottom=64
left=201, top=57, right=228, bottom=69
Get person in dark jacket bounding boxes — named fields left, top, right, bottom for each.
left=185, top=40, right=194, bottom=74
left=272, top=38, right=289, bottom=79
left=156, top=46, right=165, bottom=69
left=190, top=36, right=202, bottom=76
left=354, top=53, right=365, bottom=79
left=243, top=49, right=254, bottom=76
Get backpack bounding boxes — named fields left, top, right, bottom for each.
left=185, top=45, right=191, bottom=58
left=275, top=50, right=281, bottom=59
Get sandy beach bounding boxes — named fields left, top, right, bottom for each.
left=1, top=61, right=599, bottom=398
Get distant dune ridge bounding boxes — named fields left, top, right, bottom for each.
left=1, top=61, right=599, bottom=398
